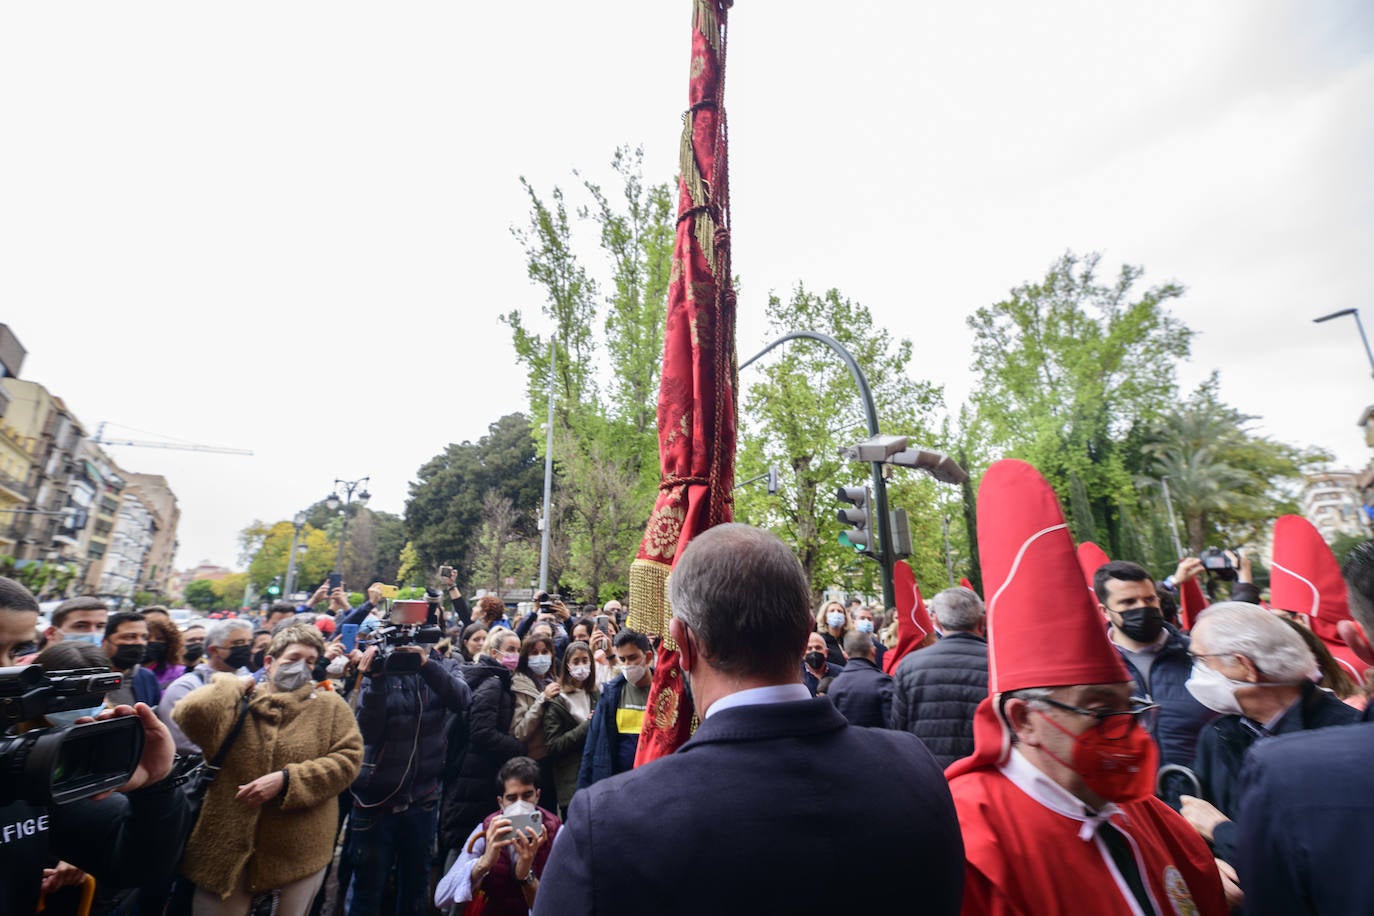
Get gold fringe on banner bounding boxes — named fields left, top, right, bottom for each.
left=628, top=557, right=675, bottom=646
left=693, top=0, right=720, bottom=53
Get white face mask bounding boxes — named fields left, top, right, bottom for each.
left=622, top=664, right=649, bottom=685
left=568, top=664, right=591, bottom=682
left=1185, top=661, right=1246, bottom=716
left=527, top=655, right=553, bottom=676
left=502, top=799, right=536, bottom=817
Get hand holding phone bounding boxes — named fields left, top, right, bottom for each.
left=328, top=572, right=343, bottom=591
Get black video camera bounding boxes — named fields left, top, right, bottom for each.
left=1199, top=547, right=1240, bottom=582
left=371, top=600, right=443, bottom=676
left=0, top=665, right=144, bottom=806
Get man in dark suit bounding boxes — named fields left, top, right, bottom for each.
left=1234, top=539, right=1374, bottom=915
left=824, top=629, right=893, bottom=727
left=533, top=523, right=963, bottom=915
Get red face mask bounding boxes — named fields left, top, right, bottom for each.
left=1035, top=710, right=1158, bottom=803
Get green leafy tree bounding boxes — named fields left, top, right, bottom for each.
left=405, top=414, right=544, bottom=583
left=397, top=541, right=424, bottom=587
left=212, top=572, right=248, bottom=608
left=734, top=284, right=944, bottom=603
left=183, top=579, right=220, bottom=611
left=501, top=148, right=674, bottom=601
left=471, top=490, right=539, bottom=596
left=240, top=521, right=335, bottom=594
left=1139, top=376, right=1328, bottom=555
left=968, top=251, right=1191, bottom=558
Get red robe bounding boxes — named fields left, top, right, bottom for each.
left=950, top=752, right=1226, bottom=916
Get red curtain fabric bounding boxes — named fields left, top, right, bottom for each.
left=627, top=0, right=736, bottom=766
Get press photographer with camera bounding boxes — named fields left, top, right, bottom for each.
left=347, top=599, right=470, bottom=916
left=0, top=576, right=187, bottom=916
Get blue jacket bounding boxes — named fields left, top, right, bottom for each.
left=1110, top=623, right=1216, bottom=769
left=1234, top=710, right=1374, bottom=914
left=351, top=652, right=470, bottom=808
left=132, top=666, right=162, bottom=708
left=535, top=697, right=964, bottom=916
left=576, top=674, right=627, bottom=790
left=825, top=656, right=893, bottom=728
left=889, top=632, right=989, bottom=768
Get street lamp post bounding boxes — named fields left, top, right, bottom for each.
left=1314, top=308, right=1374, bottom=381
left=283, top=510, right=307, bottom=599
left=326, top=477, right=370, bottom=578
left=740, top=331, right=899, bottom=609
left=539, top=342, right=557, bottom=593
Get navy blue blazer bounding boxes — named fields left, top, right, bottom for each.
left=1235, top=717, right=1373, bottom=915
left=533, top=696, right=963, bottom=915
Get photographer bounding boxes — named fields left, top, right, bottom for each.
left=0, top=576, right=187, bottom=916
left=434, top=756, right=559, bottom=914
left=347, top=612, right=471, bottom=916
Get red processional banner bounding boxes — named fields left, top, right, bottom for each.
left=628, top=0, right=737, bottom=765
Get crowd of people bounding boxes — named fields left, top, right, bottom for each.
left=3, top=456, right=1373, bottom=914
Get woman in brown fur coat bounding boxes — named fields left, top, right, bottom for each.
left=174, top=624, right=362, bottom=916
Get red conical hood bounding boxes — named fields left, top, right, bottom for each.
left=1077, top=542, right=1111, bottom=593
left=979, top=460, right=1130, bottom=695
left=883, top=560, right=933, bottom=675
left=1270, top=515, right=1352, bottom=643
left=948, top=460, right=1129, bottom=780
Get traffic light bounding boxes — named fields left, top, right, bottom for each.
left=266, top=576, right=282, bottom=597
left=836, top=485, right=873, bottom=554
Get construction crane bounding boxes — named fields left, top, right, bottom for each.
left=91, top=422, right=253, bottom=456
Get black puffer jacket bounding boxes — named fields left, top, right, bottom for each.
left=888, top=632, right=989, bottom=768
left=439, top=657, right=527, bottom=852
left=351, top=651, right=470, bottom=808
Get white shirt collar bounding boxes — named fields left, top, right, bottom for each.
left=704, top=683, right=812, bottom=719
left=1000, top=748, right=1125, bottom=841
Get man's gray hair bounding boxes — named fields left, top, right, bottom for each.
left=843, top=629, right=874, bottom=658
left=669, top=523, right=814, bottom=679
left=206, top=618, right=253, bottom=648
left=1194, top=601, right=1316, bottom=682
left=930, top=587, right=984, bottom=632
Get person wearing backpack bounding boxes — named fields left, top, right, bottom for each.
left=158, top=619, right=255, bottom=755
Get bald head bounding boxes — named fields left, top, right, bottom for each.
left=669, top=523, right=813, bottom=680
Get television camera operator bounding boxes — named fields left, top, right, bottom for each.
left=0, top=576, right=186, bottom=916
left=346, top=598, right=470, bottom=916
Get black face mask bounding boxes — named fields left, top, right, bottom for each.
left=1115, top=608, right=1165, bottom=643
left=804, top=651, right=827, bottom=671
left=144, top=641, right=167, bottom=663
left=223, top=645, right=253, bottom=670
left=183, top=642, right=205, bottom=665
left=249, top=648, right=266, bottom=672
left=110, top=643, right=146, bottom=670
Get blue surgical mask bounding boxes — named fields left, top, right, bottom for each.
left=855, top=619, right=874, bottom=634
left=62, top=632, right=103, bottom=648
left=47, top=706, right=103, bottom=727
left=528, top=655, right=553, bottom=676
left=825, top=611, right=846, bottom=629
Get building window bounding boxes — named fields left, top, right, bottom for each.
left=88, top=543, right=105, bottom=560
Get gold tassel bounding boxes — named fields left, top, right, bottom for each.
left=629, top=557, right=673, bottom=639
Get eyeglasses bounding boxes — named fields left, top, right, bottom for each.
left=1037, top=697, right=1159, bottom=739
left=1187, top=652, right=1236, bottom=663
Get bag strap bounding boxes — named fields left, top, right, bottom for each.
left=207, top=695, right=251, bottom=770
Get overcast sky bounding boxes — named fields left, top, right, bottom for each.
left=4, top=1, right=1372, bottom=574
